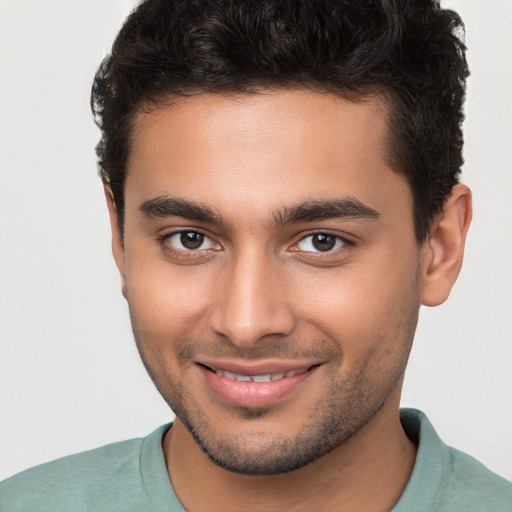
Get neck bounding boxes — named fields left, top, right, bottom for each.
left=163, top=398, right=416, bottom=512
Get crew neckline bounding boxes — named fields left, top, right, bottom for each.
left=137, top=409, right=448, bottom=512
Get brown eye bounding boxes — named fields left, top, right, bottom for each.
left=181, top=231, right=204, bottom=249
left=297, top=233, right=345, bottom=253
left=312, top=234, right=336, bottom=251
left=164, top=231, right=217, bottom=252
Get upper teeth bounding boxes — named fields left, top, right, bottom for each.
left=215, top=367, right=308, bottom=382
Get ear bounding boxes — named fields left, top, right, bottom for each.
left=420, top=184, right=472, bottom=307
left=104, top=185, right=127, bottom=297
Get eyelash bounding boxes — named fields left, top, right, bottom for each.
left=157, top=230, right=220, bottom=260
left=293, top=232, right=354, bottom=256
left=157, top=229, right=354, bottom=261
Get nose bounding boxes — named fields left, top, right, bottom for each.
left=209, top=252, right=296, bottom=348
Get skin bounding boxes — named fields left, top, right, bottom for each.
left=106, top=90, right=472, bottom=511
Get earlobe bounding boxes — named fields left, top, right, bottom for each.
left=420, top=184, right=472, bottom=307
left=104, top=186, right=126, bottom=295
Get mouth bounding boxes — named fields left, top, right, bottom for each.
left=196, top=361, right=320, bottom=409
left=200, top=364, right=310, bottom=382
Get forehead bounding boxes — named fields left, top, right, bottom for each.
left=125, top=90, right=411, bottom=224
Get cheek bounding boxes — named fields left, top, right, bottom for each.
left=294, top=251, right=420, bottom=358
left=124, top=255, right=214, bottom=343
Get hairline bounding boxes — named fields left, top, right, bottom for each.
left=112, top=86, right=421, bottom=243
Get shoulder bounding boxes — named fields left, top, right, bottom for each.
left=440, top=446, right=512, bottom=511
left=0, top=425, right=171, bottom=512
left=0, top=438, right=144, bottom=512
left=397, top=409, right=512, bottom=512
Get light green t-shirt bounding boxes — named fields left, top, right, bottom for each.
left=1, top=409, right=511, bottom=511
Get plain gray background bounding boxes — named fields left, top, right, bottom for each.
left=1, top=0, right=511, bottom=481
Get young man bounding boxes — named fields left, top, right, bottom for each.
left=1, top=0, right=511, bottom=510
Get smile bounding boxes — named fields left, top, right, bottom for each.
left=198, top=362, right=318, bottom=408
left=210, top=367, right=309, bottom=383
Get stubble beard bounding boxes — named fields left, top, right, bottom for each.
left=131, top=329, right=415, bottom=476
left=127, top=259, right=420, bottom=476
left=171, top=362, right=397, bottom=475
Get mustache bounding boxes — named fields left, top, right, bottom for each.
left=178, top=336, right=343, bottom=363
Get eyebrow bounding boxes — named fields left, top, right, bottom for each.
left=272, top=198, right=380, bottom=226
left=139, top=196, right=225, bottom=225
left=139, top=195, right=380, bottom=227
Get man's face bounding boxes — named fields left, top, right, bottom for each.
left=117, top=91, right=423, bottom=474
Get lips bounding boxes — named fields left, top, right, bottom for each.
left=197, top=361, right=318, bottom=408
left=209, top=366, right=308, bottom=382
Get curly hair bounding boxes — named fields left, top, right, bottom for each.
left=91, top=0, right=469, bottom=242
